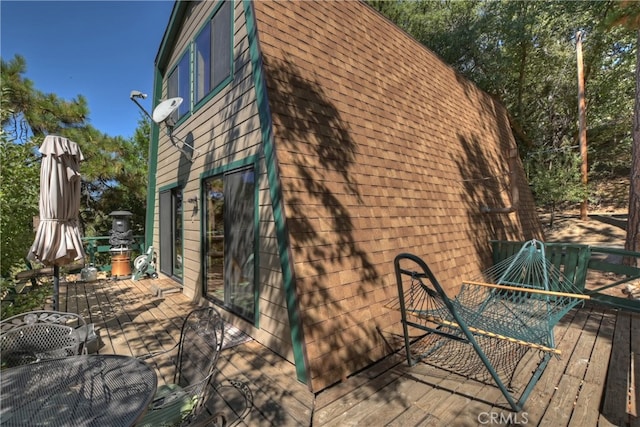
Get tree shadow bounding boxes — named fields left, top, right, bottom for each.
left=589, top=214, right=627, bottom=232
left=261, top=56, right=394, bottom=393
left=452, top=95, right=544, bottom=274
left=159, top=2, right=550, bottom=417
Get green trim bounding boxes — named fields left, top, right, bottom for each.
left=200, top=155, right=260, bottom=325
left=194, top=0, right=226, bottom=45
left=200, top=156, right=256, bottom=180
left=199, top=177, right=206, bottom=295
left=194, top=75, right=234, bottom=114
left=149, top=0, right=231, bottom=265
left=148, top=0, right=188, bottom=248
left=179, top=185, right=185, bottom=282
left=166, top=48, right=192, bottom=127
left=177, top=186, right=185, bottom=283
left=193, top=0, right=235, bottom=112
left=243, top=0, right=308, bottom=384
left=158, top=184, right=185, bottom=283
left=156, top=2, right=189, bottom=73
left=253, top=159, right=260, bottom=328
left=145, top=67, right=163, bottom=249
left=158, top=181, right=183, bottom=193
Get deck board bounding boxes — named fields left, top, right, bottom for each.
left=524, top=307, right=589, bottom=422
left=568, top=308, right=617, bottom=427
left=632, top=314, right=640, bottom=427
left=376, top=366, right=448, bottom=427
left=602, top=310, right=632, bottom=426
left=314, top=353, right=406, bottom=426
left=57, top=278, right=636, bottom=427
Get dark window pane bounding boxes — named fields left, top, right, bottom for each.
left=205, top=178, right=225, bottom=303
left=167, top=52, right=190, bottom=123
left=159, top=190, right=173, bottom=276
left=159, top=188, right=183, bottom=281
left=173, top=191, right=183, bottom=276
left=212, top=1, right=232, bottom=89
left=177, top=54, right=190, bottom=118
left=195, top=23, right=211, bottom=103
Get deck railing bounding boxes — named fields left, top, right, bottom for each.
left=82, top=235, right=145, bottom=273
left=4, top=236, right=146, bottom=316
left=491, top=240, right=640, bottom=312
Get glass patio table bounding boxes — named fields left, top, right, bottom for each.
left=0, top=354, right=157, bottom=426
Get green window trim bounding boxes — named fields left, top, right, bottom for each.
left=194, top=0, right=234, bottom=111
left=149, top=0, right=308, bottom=385
left=161, top=0, right=235, bottom=127
left=158, top=183, right=184, bottom=283
left=145, top=68, right=163, bottom=249
left=167, top=49, right=191, bottom=124
left=200, top=155, right=260, bottom=326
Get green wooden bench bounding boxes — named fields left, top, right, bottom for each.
left=491, top=240, right=640, bottom=312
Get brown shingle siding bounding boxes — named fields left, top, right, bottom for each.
left=252, top=0, right=541, bottom=391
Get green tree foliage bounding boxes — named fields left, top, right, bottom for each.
left=0, top=86, right=40, bottom=277
left=2, top=55, right=89, bottom=141
left=0, top=55, right=150, bottom=279
left=527, top=148, right=588, bottom=227
left=370, top=0, right=636, bottom=217
left=62, top=120, right=149, bottom=237
left=76, top=117, right=150, bottom=237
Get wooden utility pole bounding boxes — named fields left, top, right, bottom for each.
left=577, top=31, right=588, bottom=221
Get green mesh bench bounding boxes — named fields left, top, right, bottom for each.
left=390, top=239, right=589, bottom=411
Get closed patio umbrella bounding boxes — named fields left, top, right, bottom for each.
left=27, top=135, right=86, bottom=310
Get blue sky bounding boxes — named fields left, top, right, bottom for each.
left=1, top=1, right=175, bottom=139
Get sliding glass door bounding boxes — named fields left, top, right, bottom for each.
left=204, top=167, right=255, bottom=321
left=159, top=187, right=183, bottom=281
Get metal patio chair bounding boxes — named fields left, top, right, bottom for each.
left=136, top=306, right=225, bottom=427
left=0, top=310, right=87, bottom=368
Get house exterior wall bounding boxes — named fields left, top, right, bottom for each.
left=251, top=0, right=543, bottom=391
left=153, top=0, right=545, bottom=393
left=151, top=0, right=294, bottom=363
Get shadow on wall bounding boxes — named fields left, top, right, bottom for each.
left=192, top=75, right=248, bottom=304
left=174, top=131, right=196, bottom=189
left=454, top=107, right=542, bottom=273
left=455, top=132, right=519, bottom=269
left=452, top=76, right=544, bottom=266
left=263, top=57, right=399, bottom=392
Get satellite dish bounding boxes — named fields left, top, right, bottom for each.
left=152, top=97, right=183, bottom=123
left=151, top=96, right=198, bottom=162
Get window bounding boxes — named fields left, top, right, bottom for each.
left=195, top=1, right=232, bottom=105
left=159, top=187, right=183, bottom=281
left=167, top=52, right=190, bottom=123
left=204, top=167, right=255, bottom=322
left=195, top=24, right=211, bottom=104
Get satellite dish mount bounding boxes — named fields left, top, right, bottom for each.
left=151, top=97, right=199, bottom=161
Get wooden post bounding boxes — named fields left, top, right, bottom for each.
left=577, top=31, right=588, bottom=221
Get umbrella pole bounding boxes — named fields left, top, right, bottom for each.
left=53, top=265, right=59, bottom=311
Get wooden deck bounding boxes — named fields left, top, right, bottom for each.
left=59, top=277, right=638, bottom=426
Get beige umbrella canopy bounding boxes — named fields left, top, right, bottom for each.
left=27, top=135, right=86, bottom=310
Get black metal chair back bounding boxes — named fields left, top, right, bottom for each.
left=135, top=306, right=225, bottom=426
left=173, top=306, right=224, bottom=421
left=1, top=311, right=86, bottom=368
